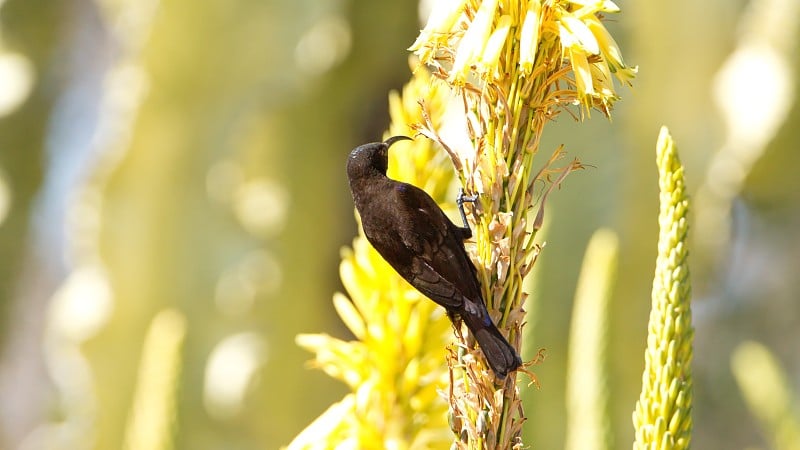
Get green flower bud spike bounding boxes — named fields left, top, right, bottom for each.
left=633, top=126, right=694, bottom=450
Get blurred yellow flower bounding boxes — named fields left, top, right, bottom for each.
left=289, top=68, right=457, bottom=449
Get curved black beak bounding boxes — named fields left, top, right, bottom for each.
left=383, top=135, right=413, bottom=148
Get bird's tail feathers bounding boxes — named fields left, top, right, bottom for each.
left=464, top=314, right=522, bottom=378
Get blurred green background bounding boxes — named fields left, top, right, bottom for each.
left=0, top=0, right=798, bottom=449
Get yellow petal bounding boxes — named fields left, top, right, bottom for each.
left=614, top=65, right=638, bottom=87
left=566, top=0, right=619, bottom=13
left=409, top=0, right=467, bottom=54
left=295, top=332, right=336, bottom=352
left=478, top=14, right=512, bottom=81
left=449, top=0, right=499, bottom=85
left=333, top=292, right=366, bottom=339
left=519, top=0, right=542, bottom=74
left=560, top=14, right=600, bottom=55
left=601, top=0, right=620, bottom=13
left=585, top=16, right=625, bottom=69
left=590, top=62, right=615, bottom=97
left=286, top=394, right=356, bottom=449
left=569, top=47, right=595, bottom=101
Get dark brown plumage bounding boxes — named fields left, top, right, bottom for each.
left=346, top=136, right=521, bottom=377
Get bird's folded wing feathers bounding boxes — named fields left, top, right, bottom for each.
left=408, top=258, right=464, bottom=308
left=390, top=183, right=477, bottom=309
left=392, top=184, right=449, bottom=253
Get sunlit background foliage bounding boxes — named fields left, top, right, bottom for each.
left=0, top=0, right=799, bottom=449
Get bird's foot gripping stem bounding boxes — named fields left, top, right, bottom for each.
left=456, top=188, right=478, bottom=237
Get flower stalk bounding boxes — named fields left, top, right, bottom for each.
left=411, top=0, right=635, bottom=447
left=632, top=126, right=693, bottom=450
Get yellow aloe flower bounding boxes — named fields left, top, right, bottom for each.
left=409, top=0, right=635, bottom=447
left=632, top=127, right=693, bottom=450
left=412, top=0, right=636, bottom=115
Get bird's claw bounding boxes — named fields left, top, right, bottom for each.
left=457, top=188, right=478, bottom=206
left=456, top=188, right=478, bottom=237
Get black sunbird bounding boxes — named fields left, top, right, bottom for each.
left=346, top=136, right=521, bottom=377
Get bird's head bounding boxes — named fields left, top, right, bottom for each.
left=347, top=136, right=412, bottom=179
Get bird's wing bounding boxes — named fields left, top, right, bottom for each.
left=407, top=258, right=463, bottom=308
left=392, top=182, right=482, bottom=308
